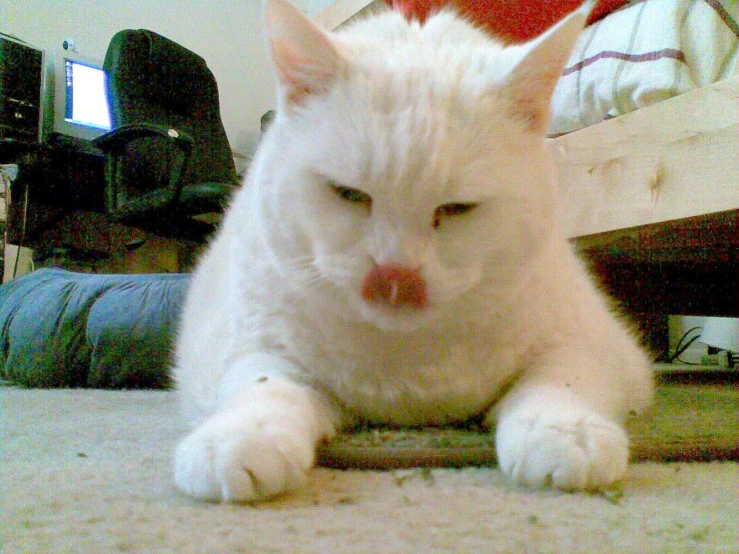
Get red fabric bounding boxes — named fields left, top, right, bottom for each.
left=385, top=0, right=628, bottom=42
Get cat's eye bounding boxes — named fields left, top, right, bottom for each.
left=433, top=202, right=478, bottom=228
left=331, top=183, right=372, bottom=208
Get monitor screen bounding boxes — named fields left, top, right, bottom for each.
left=63, top=58, right=111, bottom=131
left=48, top=49, right=111, bottom=142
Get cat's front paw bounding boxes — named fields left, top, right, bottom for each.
left=495, top=400, right=629, bottom=491
left=174, top=407, right=316, bottom=503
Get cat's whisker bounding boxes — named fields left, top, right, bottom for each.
left=276, top=259, right=331, bottom=297
left=251, top=254, right=317, bottom=272
left=237, top=250, right=324, bottom=297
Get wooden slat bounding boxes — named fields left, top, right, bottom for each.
left=551, top=76, right=739, bottom=238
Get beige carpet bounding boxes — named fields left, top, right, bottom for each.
left=2, top=382, right=738, bottom=553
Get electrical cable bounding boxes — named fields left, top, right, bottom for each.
left=668, top=326, right=703, bottom=365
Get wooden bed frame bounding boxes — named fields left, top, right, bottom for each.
left=552, top=73, right=739, bottom=240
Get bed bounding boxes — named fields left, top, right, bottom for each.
left=0, top=0, right=737, bottom=388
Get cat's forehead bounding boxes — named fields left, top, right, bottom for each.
left=306, top=87, right=515, bottom=206
left=335, top=10, right=512, bottom=112
left=286, top=10, right=529, bottom=200
left=338, top=9, right=501, bottom=52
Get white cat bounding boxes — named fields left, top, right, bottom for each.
left=173, top=0, right=653, bottom=502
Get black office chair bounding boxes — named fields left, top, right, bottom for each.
left=92, top=29, right=239, bottom=241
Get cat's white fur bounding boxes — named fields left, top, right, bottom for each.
left=173, top=0, right=653, bottom=502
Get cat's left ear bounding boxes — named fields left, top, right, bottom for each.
left=499, top=1, right=591, bottom=134
left=265, top=0, right=347, bottom=110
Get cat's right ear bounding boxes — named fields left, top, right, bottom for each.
left=265, top=0, right=346, bottom=111
left=497, top=1, right=590, bottom=134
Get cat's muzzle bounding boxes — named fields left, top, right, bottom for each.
left=361, top=264, right=428, bottom=309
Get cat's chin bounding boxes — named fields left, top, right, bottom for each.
left=356, top=302, right=438, bottom=333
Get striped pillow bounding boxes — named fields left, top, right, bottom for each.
left=548, top=0, right=739, bottom=136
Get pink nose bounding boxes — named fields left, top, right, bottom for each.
left=361, top=264, right=428, bottom=309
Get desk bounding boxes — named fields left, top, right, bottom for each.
left=0, top=136, right=106, bottom=245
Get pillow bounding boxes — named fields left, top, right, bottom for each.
left=549, top=0, right=739, bottom=135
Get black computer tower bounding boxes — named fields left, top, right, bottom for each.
left=0, top=36, right=44, bottom=144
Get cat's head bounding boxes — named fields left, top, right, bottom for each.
left=254, top=0, right=586, bottom=332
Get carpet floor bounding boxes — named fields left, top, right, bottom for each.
left=2, top=377, right=738, bottom=553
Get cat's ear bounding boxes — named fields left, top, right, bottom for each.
left=499, top=1, right=590, bottom=134
left=264, top=0, right=346, bottom=110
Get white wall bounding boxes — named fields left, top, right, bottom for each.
left=1, top=1, right=277, bottom=155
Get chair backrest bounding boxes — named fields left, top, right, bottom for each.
left=103, top=29, right=238, bottom=188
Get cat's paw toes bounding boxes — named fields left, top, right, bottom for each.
left=174, top=411, right=314, bottom=503
left=496, top=407, right=628, bottom=491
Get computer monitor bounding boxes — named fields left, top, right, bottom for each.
left=50, top=49, right=111, bottom=141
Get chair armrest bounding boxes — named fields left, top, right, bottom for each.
left=92, top=123, right=194, bottom=153
left=93, top=123, right=197, bottom=218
